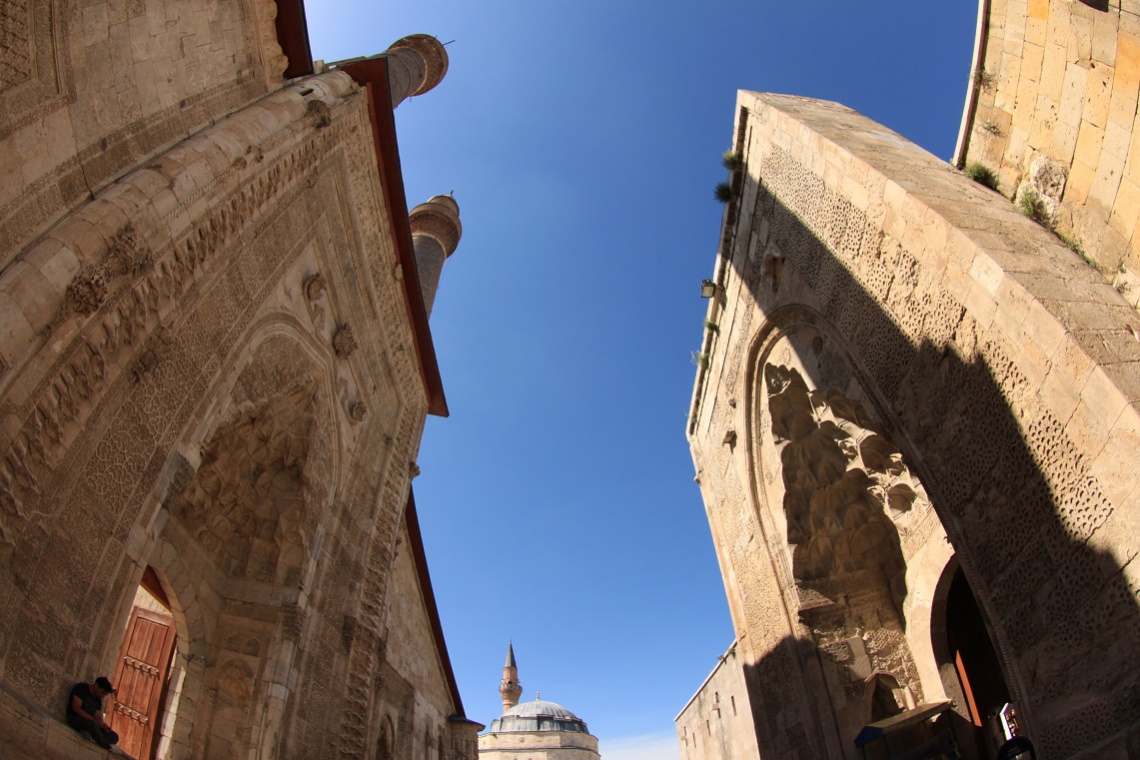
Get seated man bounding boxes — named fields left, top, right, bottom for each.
left=66, top=676, right=120, bottom=750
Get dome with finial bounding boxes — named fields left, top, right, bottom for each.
left=480, top=642, right=600, bottom=759
left=489, top=698, right=591, bottom=734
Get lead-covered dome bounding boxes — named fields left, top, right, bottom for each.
left=489, top=699, right=589, bottom=733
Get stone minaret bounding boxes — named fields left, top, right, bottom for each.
left=332, top=34, right=448, bottom=109
left=384, top=34, right=449, bottom=107
left=499, top=642, right=522, bottom=713
left=409, top=195, right=462, bottom=318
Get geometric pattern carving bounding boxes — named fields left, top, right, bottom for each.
left=0, top=0, right=32, bottom=94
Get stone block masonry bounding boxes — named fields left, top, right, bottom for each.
left=685, top=90, right=1140, bottom=759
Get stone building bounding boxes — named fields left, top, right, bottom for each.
left=0, top=3, right=479, bottom=759
left=679, top=88, right=1140, bottom=760
left=957, top=0, right=1140, bottom=292
left=675, top=642, right=759, bottom=760
left=478, top=645, right=601, bottom=760
left=679, top=2, right=1140, bottom=759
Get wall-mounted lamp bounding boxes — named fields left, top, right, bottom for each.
left=700, top=279, right=718, bottom=298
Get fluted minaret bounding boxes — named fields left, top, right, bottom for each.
left=384, top=34, right=449, bottom=107
left=499, top=642, right=522, bottom=713
left=409, top=195, right=462, bottom=317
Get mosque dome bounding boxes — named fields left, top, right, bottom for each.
left=489, top=698, right=590, bottom=734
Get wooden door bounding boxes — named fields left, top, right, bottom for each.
left=109, top=606, right=177, bottom=760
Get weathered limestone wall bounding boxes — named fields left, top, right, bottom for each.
left=0, top=0, right=288, bottom=273
left=376, top=519, right=462, bottom=759
left=0, top=43, right=467, bottom=757
left=675, top=643, right=760, bottom=760
left=959, top=0, right=1140, bottom=280
left=688, top=90, right=1140, bottom=759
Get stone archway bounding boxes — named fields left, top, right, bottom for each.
left=760, top=362, right=923, bottom=740
left=148, top=329, right=341, bottom=760
left=743, top=314, right=965, bottom=753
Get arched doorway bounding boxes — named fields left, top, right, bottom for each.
left=934, top=562, right=1012, bottom=759
left=107, top=567, right=178, bottom=760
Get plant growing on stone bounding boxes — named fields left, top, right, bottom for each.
left=1017, top=187, right=1050, bottom=226
left=973, top=68, right=995, bottom=89
left=704, top=319, right=720, bottom=334
left=981, top=120, right=1002, bottom=136
left=722, top=150, right=744, bottom=172
left=691, top=351, right=710, bottom=369
left=715, top=182, right=734, bottom=203
left=1056, top=230, right=1100, bottom=271
left=964, top=162, right=1000, bottom=192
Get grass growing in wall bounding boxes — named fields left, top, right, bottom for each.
left=1056, top=229, right=1101, bottom=271
left=1016, top=188, right=1102, bottom=272
left=715, top=182, right=733, bottom=203
left=722, top=150, right=743, bottom=172
left=704, top=319, right=720, bottom=334
left=1017, top=187, right=1051, bottom=227
left=964, top=163, right=1000, bottom=192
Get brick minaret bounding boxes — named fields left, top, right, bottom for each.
left=384, top=34, right=448, bottom=107
left=409, top=195, right=462, bottom=318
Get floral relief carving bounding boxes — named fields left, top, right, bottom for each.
left=303, top=272, right=327, bottom=331
left=66, top=269, right=109, bottom=316
left=333, top=324, right=357, bottom=359
left=349, top=401, right=366, bottom=423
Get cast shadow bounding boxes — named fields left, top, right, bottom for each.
left=718, top=166, right=1140, bottom=759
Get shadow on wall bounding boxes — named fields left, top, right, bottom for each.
left=720, top=167, right=1140, bottom=759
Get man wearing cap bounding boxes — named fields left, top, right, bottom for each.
left=66, top=676, right=120, bottom=750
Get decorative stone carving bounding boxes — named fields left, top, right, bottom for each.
left=173, top=383, right=319, bottom=585
left=304, top=272, right=327, bottom=331
left=104, top=223, right=153, bottom=278
left=306, top=99, right=331, bottom=130
left=764, top=363, right=923, bottom=722
left=66, top=269, right=109, bottom=316
left=333, top=324, right=357, bottom=358
left=349, top=401, right=367, bottom=423
left=304, top=272, right=325, bottom=301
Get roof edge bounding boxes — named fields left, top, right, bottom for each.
left=405, top=491, right=466, bottom=716
left=344, top=58, right=449, bottom=417
left=274, top=0, right=314, bottom=78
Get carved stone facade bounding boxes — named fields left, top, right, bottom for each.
left=683, top=91, right=1140, bottom=759
left=0, top=6, right=477, bottom=760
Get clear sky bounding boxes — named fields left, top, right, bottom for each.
left=305, top=2, right=977, bottom=757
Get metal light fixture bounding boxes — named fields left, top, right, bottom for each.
left=700, top=279, right=717, bottom=298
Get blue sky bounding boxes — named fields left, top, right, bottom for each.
left=306, top=2, right=977, bottom=756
